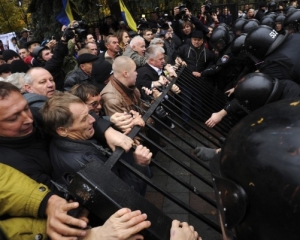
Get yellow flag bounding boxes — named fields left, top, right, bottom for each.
left=119, top=0, right=137, bottom=32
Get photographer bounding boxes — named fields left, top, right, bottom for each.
left=173, top=4, right=209, bottom=45
left=199, top=4, right=213, bottom=26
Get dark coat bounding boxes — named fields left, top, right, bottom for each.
left=136, top=63, right=161, bottom=101
left=174, top=43, right=215, bottom=73
left=136, top=63, right=159, bottom=89
left=0, top=105, right=112, bottom=197
left=0, top=127, right=54, bottom=190
left=164, top=34, right=182, bottom=65
left=64, top=67, right=93, bottom=91
left=32, top=41, right=68, bottom=91
left=50, top=136, right=150, bottom=194
left=258, top=34, right=300, bottom=84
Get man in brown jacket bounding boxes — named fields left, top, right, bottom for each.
left=100, top=56, right=145, bottom=128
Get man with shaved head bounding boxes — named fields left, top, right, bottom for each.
left=100, top=56, right=144, bottom=128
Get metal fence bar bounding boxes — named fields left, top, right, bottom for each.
left=138, top=132, right=213, bottom=186
left=135, top=104, right=212, bottom=148
left=68, top=67, right=232, bottom=238
left=161, top=100, right=223, bottom=147
left=166, top=93, right=231, bottom=136
left=118, top=158, right=222, bottom=233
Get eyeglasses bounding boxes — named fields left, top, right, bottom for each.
left=86, top=101, right=100, bottom=108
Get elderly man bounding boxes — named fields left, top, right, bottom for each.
left=136, top=45, right=180, bottom=99
left=123, top=35, right=147, bottom=67
left=64, top=53, right=99, bottom=91
left=136, top=45, right=169, bottom=92
left=99, top=35, right=121, bottom=64
left=41, top=92, right=151, bottom=194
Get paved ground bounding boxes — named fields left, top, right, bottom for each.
left=145, top=120, right=223, bottom=240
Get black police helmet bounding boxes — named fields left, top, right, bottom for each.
left=261, top=17, right=276, bottom=28
left=234, top=18, right=248, bottom=36
left=231, top=34, right=247, bottom=57
left=241, top=19, right=260, bottom=33
left=284, top=9, right=300, bottom=32
left=214, top=98, right=300, bottom=240
left=265, top=11, right=277, bottom=20
left=234, top=72, right=280, bottom=112
left=244, top=25, right=288, bottom=60
left=275, top=14, right=285, bottom=23
left=268, top=1, right=277, bottom=11
left=286, top=6, right=297, bottom=16
left=210, top=25, right=230, bottom=52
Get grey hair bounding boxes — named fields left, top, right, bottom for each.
left=4, top=72, right=26, bottom=93
left=130, top=35, right=145, bottom=48
left=23, top=67, right=45, bottom=85
left=150, top=38, right=164, bottom=46
left=23, top=71, right=34, bottom=85
left=145, top=45, right=165, bottom=60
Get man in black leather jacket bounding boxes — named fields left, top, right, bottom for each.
left=64, top=52, right=99, bottom=91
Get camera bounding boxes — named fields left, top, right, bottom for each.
left=203, top=0, right=213, bottom=14
left=157, top=14, right=170, bottom=30
left=179, top=4, right=187, bottom=15
left=71, top=20, right=87, bottom=39
left=137, top=15, right=150, bottom=30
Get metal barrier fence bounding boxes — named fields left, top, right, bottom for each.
left=67, top=67, right=237, bottom=240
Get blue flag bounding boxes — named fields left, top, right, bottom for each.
left=119, top=0, right=137, bottom=32
left=56, top=0, right=74, bottom=25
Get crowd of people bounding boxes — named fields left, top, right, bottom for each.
left=1, top=0, right=300, bottom=239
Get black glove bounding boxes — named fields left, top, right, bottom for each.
left=62, top=27, right=75, bottom=41
left=155, top=106, right=168, bottom=120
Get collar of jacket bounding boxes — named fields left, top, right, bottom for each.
left=78, top=66, right=92, bottom=79
left=0, top=126, right=38, bottom=149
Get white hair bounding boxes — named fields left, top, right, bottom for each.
left=145, top=45, right=165, bottom=60
left=4, top=72, right=26, bottom=93
left=150, top=38, right=164, bottom=46
left=130, top=35, right=145, bottom=48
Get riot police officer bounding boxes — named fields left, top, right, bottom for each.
left=244, top=25, right=300, bottom=83
left=211, top=98, right=300, bottom=240
left=201, top=24, right=251, bottom=92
